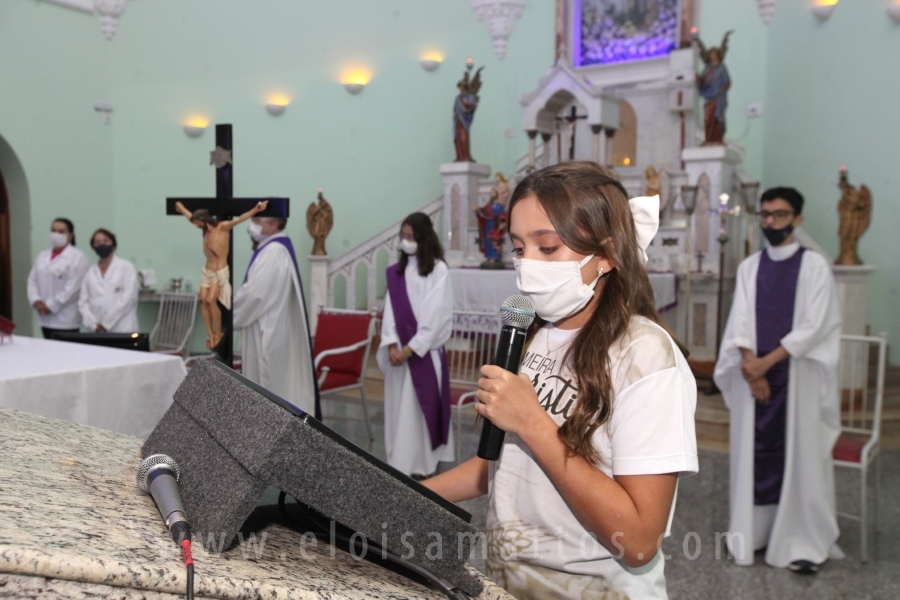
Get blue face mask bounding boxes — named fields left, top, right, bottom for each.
left=93, top=244, right=114, bottom=259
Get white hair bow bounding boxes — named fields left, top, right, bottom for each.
left=628, top=195, right=660, bottom=265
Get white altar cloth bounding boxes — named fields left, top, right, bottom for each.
left=0, top=335, right=186, bottom=438
left=450, top=268, right=677, bottom=313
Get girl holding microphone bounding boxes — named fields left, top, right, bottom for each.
left=425, top=162, right=698, bottom=599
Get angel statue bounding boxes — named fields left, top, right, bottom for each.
left=836, top=168, right=872, bottom=266
left=454, top=63, right=484, bottom=162
left=306, top=189, right=333, bottom=256
left=694, top=29, right=733, bottom=145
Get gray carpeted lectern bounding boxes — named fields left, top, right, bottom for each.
left=142, top=360, right=482, bottom=596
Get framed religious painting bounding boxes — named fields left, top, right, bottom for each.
left=570, top=0, right=693, bottom=68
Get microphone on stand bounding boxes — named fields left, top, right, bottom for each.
left=477, top=295, right=536, bottom=461
left=137, top=454, right=195, bottom=599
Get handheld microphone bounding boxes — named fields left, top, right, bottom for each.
left=477, top=295, right=536, bottom=461
left=136, top=454, right=191, bottom=543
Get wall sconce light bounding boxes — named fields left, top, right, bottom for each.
left=889, top=3, right=900, bottom=23
left=812, top=0, right=837, bottom=21
left=183, top=118, right=208, bottom=138
left=94, top=102, right=113, bottom=125
left=341, top=68, right=371, bottom=94
left=420, top=52, right=443, bottom=72
left=265, top=95, right=290, bottom=116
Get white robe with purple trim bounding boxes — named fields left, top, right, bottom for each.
left=377, top=257, right=455, bottom=476
left=714, top=243, right=842, bottom=567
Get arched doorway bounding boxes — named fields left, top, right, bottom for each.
left=0, top=134, right=32, bottom=334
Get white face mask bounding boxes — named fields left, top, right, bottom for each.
left=247, top=221, right=266, bottom=242
left=49, top=232, right=68, bottom=249
left=400, top=239, right=418, bottom=255
left=514, top=254, right=600, bottom=323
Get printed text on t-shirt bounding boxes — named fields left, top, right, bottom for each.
left=522, top=350, right=578, bottom=420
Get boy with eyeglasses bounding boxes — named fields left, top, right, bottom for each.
left=715, top=187, right=842, bottom=574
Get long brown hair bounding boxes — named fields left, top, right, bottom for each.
left=509, top=161, right=683, bottom=466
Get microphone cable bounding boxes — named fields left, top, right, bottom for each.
left=170, top=521, right=194, bottom=600
left=277, top=492, right=470, bottom=600
left=181, top=538, right=195, bottom=600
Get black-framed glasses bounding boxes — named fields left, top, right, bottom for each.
left=757, top=209, right=795, bottom=222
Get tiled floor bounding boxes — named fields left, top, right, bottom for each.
left=315, top=393, right=900, bottom=599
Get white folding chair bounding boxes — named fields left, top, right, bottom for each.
left=833, top=333, right=888, bottom=563
left=149, top=292, right=199, bottom=358
left=446, top=310, right=500, bottom=463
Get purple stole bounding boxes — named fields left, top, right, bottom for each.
left=753, top=246, right=805, bottom=505
left=244, top=235, right=322, bottom=421
left=386, top=263, right=451, bottom=450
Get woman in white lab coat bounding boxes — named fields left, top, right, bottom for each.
left=27, top=218, right=90, bottom=338
left=78, top=228, right=139, bottom=333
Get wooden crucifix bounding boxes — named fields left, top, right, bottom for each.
left=555, top=105, right=589, bottom=161
left=166, top=124, right=289, bottom=367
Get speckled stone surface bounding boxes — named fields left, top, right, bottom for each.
left=0, top=408, right=513, bottom=600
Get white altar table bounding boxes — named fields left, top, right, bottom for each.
left=0, top=336, right=186, bottom=437
left=450, top=268, right=677, bottom=313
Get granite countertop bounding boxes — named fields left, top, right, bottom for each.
left=0, top=408, right=513, bottom=600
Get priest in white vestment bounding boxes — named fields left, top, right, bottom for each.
left=715, top=187, right=842, bottom=573
left=234, top=216, right=320, bottom=419
left=377, top=213, right=455, bottom=478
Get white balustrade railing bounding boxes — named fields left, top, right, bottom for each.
left=320, top=197, right=443, bottom=316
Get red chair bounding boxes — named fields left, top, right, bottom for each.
left=313, top=308, right=377, bottom=445
left=833, top=334, right=888, bottom=563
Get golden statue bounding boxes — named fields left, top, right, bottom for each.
left=836, top=168, right=872, bottom=266
left=306, top=189, right=333, bottom=256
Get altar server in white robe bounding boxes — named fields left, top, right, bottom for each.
left=78, top=228, right=139, bottom=333
left=378, top=213, right=454, bottom=478
left=28, top=218, right=90, bottom=338
left=715, top=187, right=842, bottom=573
left=234, top=216, right=320, bottom=419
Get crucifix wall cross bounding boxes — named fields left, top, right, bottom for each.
left=165, top=124, right=289, bottom=367
left=555, top=105, right=589, bottom=160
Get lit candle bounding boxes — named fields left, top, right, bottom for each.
left=466, top=57, right=473, bottom=69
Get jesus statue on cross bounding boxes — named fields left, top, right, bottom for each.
left=174, top=199, right=269, bottom=349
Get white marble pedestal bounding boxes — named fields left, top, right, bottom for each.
left=833, top=264, right=876, bottom=336
left=440, top=162, right=492, bottom=266
left=681, top=145, right=745, bottom=276
left=308, top=255, right=329, bottom=335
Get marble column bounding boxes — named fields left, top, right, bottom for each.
left=591, top=125, right=603, bottom=164
left=604, top=127, right=617, bottom=167
left=541, top=133, right=552, bottom=168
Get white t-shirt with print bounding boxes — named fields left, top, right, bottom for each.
left=485, top=316, right=698, bottom=600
